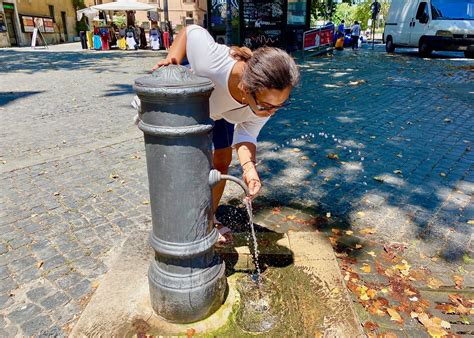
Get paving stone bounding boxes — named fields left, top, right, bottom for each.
left=0, top=277, right=17, bottom=294
left=40, top=292, right=71, bottom=310
left=38, top=325, right=66, bottom=338
left=7, top=303, right=42, bottom=325
left=20, top=315, right=52, bottom=336
left=15, top=266, right=42, bottom=284
left=0, top=294, right=13, bottom=310
left=42, top=255, right=67, bottom=271
left=26, top=286, right=53, bottom=303
left=50, top=301, right=81, bottom=327
left=0, top=244, right=7, bottom=255
left=9, top=255, right=36, bottom=273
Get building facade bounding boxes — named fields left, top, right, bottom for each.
left=1, top=0, right=77, bottom=47
left=84, top=0, right=207, bottom=30
left=208, top=0, right=311, bottom=51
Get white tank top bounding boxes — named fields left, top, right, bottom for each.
left=186, top=25, right=269, bottom=146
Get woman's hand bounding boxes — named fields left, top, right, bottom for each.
left=243, top=165, right=261, bottom=199
left=151, top=57, right=178, bottom=71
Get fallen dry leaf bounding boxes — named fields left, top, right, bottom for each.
left=186, top=328, right=196, bottom=338
left=271, top=207, right=281, bottom=215
left=387, top=308, right=403, bottom=324
left=37, top=261, right=44, bottom=269
left=453, top=275, right=463, bottom=289
left=361, top=264, right=371, bottom=273
left=367, top=251, right=377, bottom=257
left=427, top=277, right=443, bottom=289
left=363, top=321, right=379, bottom=331
left=467, top=220, right=474, bottom=225
left=360, top=227, right=376, bottom=235
left=367, top=289, right=377, bottom=299
left=327, top=153, right=339, bottom=160
left=415, top=312, right=449, bottom=337
left=356, top=211, right=366, bottom=217
left=355, top=244, right=363, bottom=249
left=292, top=148, right=301, bottom=153
left=300, top=156, right=309, bottom=160
left=435, top=303, right=457, bottom=314
left=345, top=230, right=354, bottom=235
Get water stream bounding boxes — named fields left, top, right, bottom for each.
left=243, top=197, right=262, bottom=287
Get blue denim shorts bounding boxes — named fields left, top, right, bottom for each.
left=212, top=119, right=234, bottom=150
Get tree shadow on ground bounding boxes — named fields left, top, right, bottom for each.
left=227, top=50, right=473, bottom=264
left=0, top=91, right=45, bottom=107
left=0, top=50, right=155, bottom=74
left=395, top=49, right=468, bottom=60
left=102, top=84, right=134, bottom=97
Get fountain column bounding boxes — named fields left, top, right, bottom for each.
left=134, top=65, right=226, bottom=323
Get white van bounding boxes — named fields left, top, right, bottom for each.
left=383, top=0, right=474, bottom=58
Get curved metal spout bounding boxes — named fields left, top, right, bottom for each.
left=209, top=169, right=249, bottom=197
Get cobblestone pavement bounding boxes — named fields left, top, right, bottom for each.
left=0, top=44, right=473, bottom=335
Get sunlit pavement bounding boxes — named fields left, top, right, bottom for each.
left=0, top=43, right=472, bottom=335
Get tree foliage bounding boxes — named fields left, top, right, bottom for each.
left=333, top=3, right=356, bottom=23
left=72, top=0, right=86, bottom=11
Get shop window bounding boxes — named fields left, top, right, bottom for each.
left=49, top=5, right=55, bottom=22
left=287, top=0, right=307, bottom=25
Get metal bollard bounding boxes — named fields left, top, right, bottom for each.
left=134, top=65, right=226, bottom=323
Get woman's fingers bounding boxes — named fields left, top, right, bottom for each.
left=151, top=57, right=178, bottom=72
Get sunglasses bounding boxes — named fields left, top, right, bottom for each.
left=251, top=92, right=291, bottom=112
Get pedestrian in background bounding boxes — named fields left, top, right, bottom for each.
left=351, top=21, right=361, bottom=50
left=337, top=20, right=345, bottom=38
left=163, top=29, right=170, bottom=50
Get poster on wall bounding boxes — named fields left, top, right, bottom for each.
left=22, top=16, right=35, bottom=33
left=34, top=17, right=45, bottom=32
left=43, top=18, right=54, bottom=32
left=0, top=13, right=6, bottom=33
left=210, top=0, right=239, bottom=27
left=241, top=0, right=285, bottom=49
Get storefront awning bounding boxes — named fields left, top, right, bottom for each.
left=91, top=0, right=156, bottom=11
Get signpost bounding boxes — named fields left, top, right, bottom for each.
left=371, top=0, right=381, bottom=50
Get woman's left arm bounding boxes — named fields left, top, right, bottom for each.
left=235, top=142, right=261, bottom=199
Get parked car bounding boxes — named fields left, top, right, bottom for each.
left=383, top=0, right=474, bottom=58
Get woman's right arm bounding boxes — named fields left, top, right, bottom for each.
left=152, top=28, right=187, bottom=70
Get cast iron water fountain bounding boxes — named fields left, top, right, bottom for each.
left=134, top=65, right=264, bottom=323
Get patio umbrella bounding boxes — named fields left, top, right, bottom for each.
left=76, top=7, right=99, bottom=21
left=91, top=0, right=156, bottom=11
